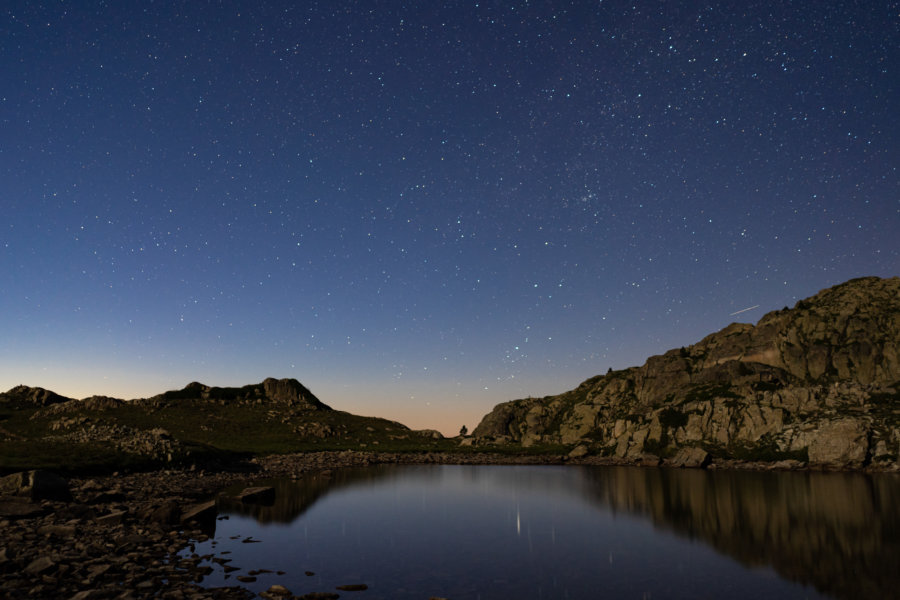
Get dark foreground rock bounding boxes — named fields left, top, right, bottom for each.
left=0, top=466, right=259, bottom=600
left=0, top=470, right=73, bottom=502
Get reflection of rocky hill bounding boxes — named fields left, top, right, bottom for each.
left=473, top=276, right=900, bottom=468
left=580, top=466, right=900, bottom=600
left=216, top=465, right=402, bottom=524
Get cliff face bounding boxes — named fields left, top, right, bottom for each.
left=472, top=276, right=900, bottom=468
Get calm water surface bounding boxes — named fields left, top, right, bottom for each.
left=186, top=465, right=900, bottom=599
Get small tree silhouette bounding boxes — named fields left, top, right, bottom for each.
left=459, top=424, right=468, bottom=437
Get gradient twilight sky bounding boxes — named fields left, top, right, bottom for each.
left=1, top=1, right=897, bottom=435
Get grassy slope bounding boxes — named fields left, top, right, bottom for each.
left=0, top=398, right=462, bottom=475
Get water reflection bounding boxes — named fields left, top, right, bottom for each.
left=199, top=466, right=899, bottom=599
left=580, top=467, right=900, bottom=600
left=216, top=466, right=404, bottom=524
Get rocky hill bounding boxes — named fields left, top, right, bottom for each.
left=0, top=385, right=71, bottom=408
left=141, top=377, right=329, bottom=410
left=0, top=378, right=445, bottom=474
left=472, top=276, right=900, bottom=469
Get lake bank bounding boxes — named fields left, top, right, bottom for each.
left=2, top=450, right=898, bottom=598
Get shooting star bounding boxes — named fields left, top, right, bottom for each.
left=729, top=304, right=760, bottom=316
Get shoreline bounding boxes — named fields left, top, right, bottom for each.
left=2, top=451, right=897, bottom=599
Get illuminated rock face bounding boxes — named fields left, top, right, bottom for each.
left=473, top=276, right=900, bottom=468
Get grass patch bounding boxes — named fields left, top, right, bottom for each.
left=751, top=381, right=783, bottom=392
left=0, top=440, right=159, bottom=476
left=0, top=396, right=460, bottom=474
left=465, top=442, right=571, bottom=456
left=697, top=439, right=807, bottom=463
left=642, top=434, right=675, bottom=458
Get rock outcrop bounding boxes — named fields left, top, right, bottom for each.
left=0, top=385, right=70, bottom=407
left=472, top=276, right=900, bottom=469
left=142, top=377, right=330, bottom=411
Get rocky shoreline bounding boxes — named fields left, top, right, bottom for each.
left=2, top=450, right=896, bottom=599
left=0, top=451, right=558, bottom=600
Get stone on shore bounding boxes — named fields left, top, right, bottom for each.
left=669, top=447, right=711, bottom=468
left=0, top=470, right=72, bottom=502
left=568, top=444, right=589, bottom=458
left=180, top=500, right=217, bottom=526
left=146, top=499, right=182, bottom=526
left=0, top=498, right=46, bottom=519
left=24, top=555, right=56, bottom=575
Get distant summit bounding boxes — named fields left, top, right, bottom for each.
left=472, top=276, right=900, bottom=469
left=0, top=378, right=330, bottom=412
left=1, top=377, right=435, bottom=473
left=0, top=385, right=71, bottom=407
left=146, top=377, right=330, bottom=411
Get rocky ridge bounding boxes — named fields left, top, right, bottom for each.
left=1, top=385, right=70, bottom=407
left=472, top=276, right=900, bottom=469
left=1, top=378, right=442, bottom=472
left=140, top=378, right=330, bottom=411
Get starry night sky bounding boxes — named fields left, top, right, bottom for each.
left=2, top=1, right=897, bottom=434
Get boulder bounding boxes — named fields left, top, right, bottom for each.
left=639, top=453, right=661, bottom=467
left=95, top=510, right=127, bottom=526
left=180, top=500, right=217, bottom=526
left=0, top=470, right=72, bottom=502
left=568, top=444, right=589, bottom=458
left=415, top=429, right=444, bottom=439
left=37, top=524, right=77, bottom=537
left=0, top=499, right=47, bottom=519
left=146, top=500, right=182, bottom=526
left=807, top=418, right=869, bottom=467
left=668, top=447, right=711, bottom=468
left=24, top=556, right=56, bottom=575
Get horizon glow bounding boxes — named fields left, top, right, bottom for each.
left=2, top=1, right=897, bottom=436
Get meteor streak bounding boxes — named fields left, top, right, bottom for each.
left=729, top=304, right=760, bottom=316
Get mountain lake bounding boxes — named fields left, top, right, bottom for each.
left=183, top=464, right=899, bottom=599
